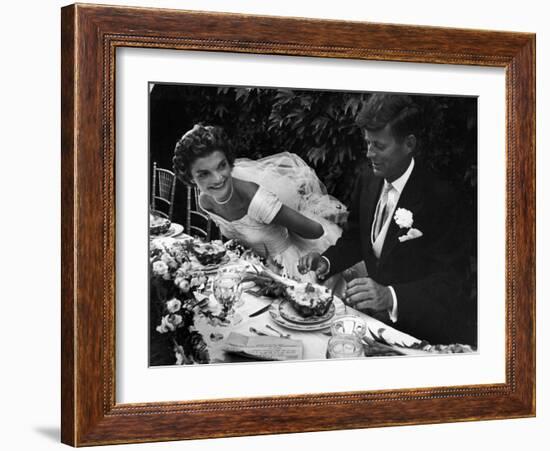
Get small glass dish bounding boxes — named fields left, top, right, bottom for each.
left=326, top=334, right=364, bottom=358
left=330, top=314, right=367, bottom=338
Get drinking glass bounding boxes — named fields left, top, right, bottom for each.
left=327, top=315, right=367, bottom=359
left=212, top=271, right=243, bottom=326
left=327, top=334, right=364, bottom=358
left=330, top=314, right=367, bottom=338
left=217, top=265, right=246, bottom=308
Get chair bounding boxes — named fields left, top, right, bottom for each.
left=186, top=185, right=223, bottom=241
left=151, top=162, right=177, bottom=220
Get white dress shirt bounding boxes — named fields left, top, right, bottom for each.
left=320, top=158, right=415, bottom=322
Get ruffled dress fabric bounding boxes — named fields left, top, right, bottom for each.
left=232, top=152, right=348, bottom=227
left=201, top=153, right=347, bottom=281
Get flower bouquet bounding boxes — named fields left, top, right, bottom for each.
left=150, top=237, right=210, bottom=364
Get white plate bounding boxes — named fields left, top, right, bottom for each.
left=162, top=223, right=184, bottom=237
left=278, top=299, right=336, bottom=325
left=270, top=297, right=346, bottom=332
left=149, top=222, right=185, bottom=238
left=191, top=255, right=231, bottom=274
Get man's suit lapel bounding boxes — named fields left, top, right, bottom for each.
left=378, top=164, right=425, bottom=265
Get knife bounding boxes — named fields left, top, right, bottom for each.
left=248, top=303, right=272, bottom=318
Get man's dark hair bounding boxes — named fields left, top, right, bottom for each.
left=356, top=93, right=421, bottom=142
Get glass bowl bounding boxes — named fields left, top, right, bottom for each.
left=330, top=314, right=367, bottom=338
left=327, top=334, right=364, bottom=358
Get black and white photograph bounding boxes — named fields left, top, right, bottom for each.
left=2, top=0, right=545, bottom=448
left=148, top=84, right=478, bottom=366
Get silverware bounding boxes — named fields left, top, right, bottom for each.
left=187, top=297, right=208, bottom=309
left=249, top=327, right=270, bottom=337
left=248, top=303, right=272, bottom=318
left=249, top=326, right=291, bottom=339
left=265, top=324, right=291, bottom=339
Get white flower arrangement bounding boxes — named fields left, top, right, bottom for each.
left=150, top=236, right=210, bottom=294
left=179, top=261, right=192, bottom=274
left=156, top=314, right=183, bottom=334
left=160, top=252, right=179, bottom=270
left=165, top=298, right=182, bottom=313
left=190, top=274, right=208, bottom=288
left=393, top=208, right=423, bottom=243
left=152, top=260, right=169, bottom=278
left=177, top=279, right=191, bottom=293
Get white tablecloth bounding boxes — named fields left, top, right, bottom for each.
left=193, top=291, right=419, bottom=363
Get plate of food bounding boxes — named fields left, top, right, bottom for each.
left=269, top=281, right=346, bottom=332
left=197, top=256, right=231, bottom=274
left=270, top=298, right=345, bottom=332
left=192, top=241, right=227, bottom=265
left=162, top=223, right=184, bottom=237
left=187, top=241, right=230, bottom=273
left=279, top=300, right=336, bottom=325
left=279, top=282, right=336, bottom=325
left=149, top=211, right=171, bottom=235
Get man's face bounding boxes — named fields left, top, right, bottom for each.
left=364, top=123, right=414, bottom=182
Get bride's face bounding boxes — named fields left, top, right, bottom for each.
left=189, top=150, right=233, bottom=200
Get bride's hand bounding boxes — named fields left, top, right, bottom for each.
left=297, top=252, right=327, bottom=275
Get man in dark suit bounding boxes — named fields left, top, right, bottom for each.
left=298, top=93, right=475, bottom=345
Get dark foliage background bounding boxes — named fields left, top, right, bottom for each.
left=149, top=84, right=477, bottom=332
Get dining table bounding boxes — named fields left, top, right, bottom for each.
left=186, top=260, right=421, bottom=363
left=151, top=229, right=473, bottom=365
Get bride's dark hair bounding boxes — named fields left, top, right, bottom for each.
left=172, top=124, right=235, bottom=185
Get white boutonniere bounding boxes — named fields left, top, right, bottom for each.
left=394, top=208, right=423, bottom=243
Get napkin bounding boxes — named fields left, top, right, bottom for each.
left=223, top=332, right=303, bottom=361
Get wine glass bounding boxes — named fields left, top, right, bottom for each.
left=212, top=271, right=243, bottom=326
left=216, top=265, right=247, bottom=308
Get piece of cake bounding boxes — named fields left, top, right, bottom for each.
left=286, top=282, right=333, bottom=317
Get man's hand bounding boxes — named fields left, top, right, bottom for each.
left=297, top=252, right=328, bottom=276
left=344, top=277, right=393, bottom=312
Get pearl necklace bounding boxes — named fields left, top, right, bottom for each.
left=212, top=180, right=234, bottom=205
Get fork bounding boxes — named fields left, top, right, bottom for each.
left=249, top=327, right=270, bottom=337
left=265, top=324, right=291, bottom=339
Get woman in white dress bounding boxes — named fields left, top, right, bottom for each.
left=172, top=124, right=347, bottom=280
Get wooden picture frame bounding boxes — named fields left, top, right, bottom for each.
left=61, top=3, right=535, bottom=446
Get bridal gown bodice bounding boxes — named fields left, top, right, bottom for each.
left=201, top=186, right=339, bottom=280
left=202, top=186, right=293, bottom=259
left=197, top=153, right=346, bottom=280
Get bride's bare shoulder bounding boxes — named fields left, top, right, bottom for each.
left=234, top=178, right=260, bottom=201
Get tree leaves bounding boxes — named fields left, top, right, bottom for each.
left=307, top=146, right=327, bottom=166
left=150, top=84, right=476, bottom=211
